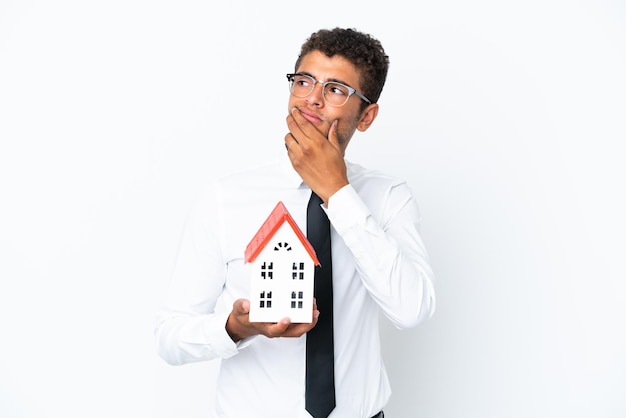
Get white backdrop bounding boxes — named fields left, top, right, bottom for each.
left=1, top=1, right=625, bottom=417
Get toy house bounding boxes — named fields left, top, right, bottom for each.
left=245, top=201, right=319, bottom=323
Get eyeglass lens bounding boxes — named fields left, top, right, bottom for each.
left=289, top=74, right=352, bottom=107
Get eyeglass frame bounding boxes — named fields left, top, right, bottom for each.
left=286, top=73, right=372, bottom=106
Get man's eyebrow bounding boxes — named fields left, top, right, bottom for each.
left=298, top=71, right=352, bottom=86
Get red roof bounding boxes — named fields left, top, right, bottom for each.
left=244, top=201, right=320, bottom=265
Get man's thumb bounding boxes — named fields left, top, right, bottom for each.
left=234, top=298, right=250, bottom=315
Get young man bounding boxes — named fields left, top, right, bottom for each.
left=155, top=27, right=436, bottom=418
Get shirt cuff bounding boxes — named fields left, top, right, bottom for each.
left=325, top=184, right=370, bottom=235
left=195, top=311, right=240, bottom=359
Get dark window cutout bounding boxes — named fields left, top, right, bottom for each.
left=261, top=261, right=274, bottom=280
left=274, top=242, right=293, bottom=252
left=290, top=290, right=304, bottom=309
left=260, top=291, right=273, bottom=308
left=292, top=262, right=305, bottom=280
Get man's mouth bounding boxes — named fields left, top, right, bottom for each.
left=298, top=108, right=324, bottom=124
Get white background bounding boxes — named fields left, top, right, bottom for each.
left=1, top=1, right=625, bottom=417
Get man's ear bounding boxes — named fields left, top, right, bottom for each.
left=356, top=104, right=379, bottom=132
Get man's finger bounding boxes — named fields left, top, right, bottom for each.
left=286, top=110, right=305, bottom=138
left=233, top=298, right=250, bottom=315
left=327, top=119, right=340, bottom=150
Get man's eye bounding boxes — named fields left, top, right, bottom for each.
left=327, top=84, right=348, bottom=96
left=295, top=77, right=311, bottom=87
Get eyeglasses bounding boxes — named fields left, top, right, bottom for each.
left=286, top=73, right=371, bottom=107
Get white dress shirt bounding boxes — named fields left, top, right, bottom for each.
left=155, top=156, right=436, bottom=418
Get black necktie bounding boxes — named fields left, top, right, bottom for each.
left=305, top=191, right=336, bottom=418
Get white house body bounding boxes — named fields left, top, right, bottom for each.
left=246, top=201, right=318, bottom=323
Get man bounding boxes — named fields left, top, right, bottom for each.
left=155, top=27, right=436, bottom=418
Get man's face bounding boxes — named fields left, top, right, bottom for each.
left=287, top=50, right=369, bottom=151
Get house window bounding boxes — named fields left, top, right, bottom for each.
left=261, top=261, right=273, bottom=280
left=259, top=291, right=272, bottom=308
left=292, top=262, right=305, bottom=280
left=290, top=291, right=304, bottom=309
left=274, top=241, right=292, bottom=252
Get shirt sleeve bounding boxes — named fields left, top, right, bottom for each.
left=325, top=183, right=436, bottom=329
left=154, top=187, right=240, bottom=365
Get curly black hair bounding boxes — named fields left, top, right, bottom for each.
left=294, top=28, right=389, bottom=107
